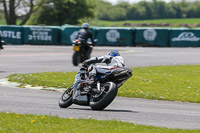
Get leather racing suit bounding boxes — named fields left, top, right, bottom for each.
left=75, top=28, right=94, bottom=60
left=83, top=55, right=125, bottom=80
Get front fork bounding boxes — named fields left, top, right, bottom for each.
left=97, top=82, right=101, bottom=92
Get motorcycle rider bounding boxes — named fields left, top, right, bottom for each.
left=73, top=50, right=124, bottom=96
left=0, top=35, right=3, bottom=49
left=75, top=23, right=94, bottom=60
left=82, top=50, right=125, bottom=87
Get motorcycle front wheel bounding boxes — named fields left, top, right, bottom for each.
left=59, top=86, right=73, bottom=108
left=72, top=52, right=80, bottom=66
left=89, top=82, right=118, bottom=110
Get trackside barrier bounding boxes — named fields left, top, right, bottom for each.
left=61, top=26, right=96, bottom=45
left=95, top=27, right=135, bottom=46
left=23, top=26, right=61, bottom=45
left=169, top=28, right=200, bottom=47
left=135, top=28, right=170, bottom=47
left=0, top=25, right=23, bottom=44
left=1, top=25, right=200, bottom=47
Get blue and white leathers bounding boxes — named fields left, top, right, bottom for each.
left=88, top=55, right=125, bottom=76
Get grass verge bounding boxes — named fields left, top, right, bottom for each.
left=0, top=19, right=22, bottom=25
left=0, top=112, right=199, bottom=133
left=7, top=65, right=200, bottom=103
left=89, top=18, right=200, bottom=27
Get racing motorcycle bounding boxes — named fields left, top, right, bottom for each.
left=59, top=64, right=132, bottom=110
left=0, top=40, right=5, bottom=50
left=72, top=39, right=97, bottom=66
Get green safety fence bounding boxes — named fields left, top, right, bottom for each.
left=95, top=27, right=135, bottom=46
left=135, top=28, right=170, bottom=47
left=1, top=24, right=200, bottom=47
left=23, top=26, right=61, bottom=45
left=0, top=25, right=23, bottom=44
left=61, top=26, right=96, bottom=45
left=169, top=28, right=200, bottom=47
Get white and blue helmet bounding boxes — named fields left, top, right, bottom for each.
left=107, top=50, right=120, bottom=57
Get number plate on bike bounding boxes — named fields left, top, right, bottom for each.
left=73, top=46, right=80, bottom=51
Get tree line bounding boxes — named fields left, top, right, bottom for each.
left=0, top=0, right=95, bottom=25
left=1, top=0, right=200, bottom=25
left=97, top=0, right=200, bottom=21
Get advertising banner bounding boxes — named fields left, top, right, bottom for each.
left=0, top=25, right=23, bottom=44
left=169, top=29, right=200, bottom=47
left=23, top=26, right=60, bottom=45
left=95, top=28, right=135, bottom=46
left=135, top=28, right=170, bottom=47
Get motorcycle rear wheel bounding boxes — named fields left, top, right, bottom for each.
left=59, top=86, right=73, bottom=108
left=72, top=52, right=80, bottom=66
left=89, top=82, right=117, bottom=110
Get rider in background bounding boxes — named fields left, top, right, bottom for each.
left=75, top=23, right=94, bottom=60
left=0, top=35, right=3, bottom=49
left=82, top=50, right=125, bottom=85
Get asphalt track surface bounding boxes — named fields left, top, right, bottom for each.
left=0, top=45, right=200, bottom=129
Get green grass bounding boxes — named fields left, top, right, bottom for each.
left=1, top=18, right=200, bottom=27
left=89, top=18, right=200, bottom=27
left=7, top=65, right=200, bottom=103
left=119, top=65, right=200, bottom=103
left=0, top=112, right=199, bottom=133
left=0, top=19, right=7, bottom=25
left=8, top=72, right=76, bottom=88
left=0, top=19, right=22, bottom=25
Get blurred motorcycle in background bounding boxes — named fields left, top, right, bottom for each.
left=0, top=40, right=5, bottom=50
left=72, top=39, right=97, bottom=66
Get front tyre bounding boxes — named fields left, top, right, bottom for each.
left=72, top=52, right=80, bottom=66
left=90, top=82, right=117, bottom=110
left=59, top=86, right=73, bottom=108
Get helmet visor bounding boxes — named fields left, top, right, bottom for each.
left=108, top=50, right=120, bottom=57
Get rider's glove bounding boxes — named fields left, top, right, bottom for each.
left=82, top=62, right=88, bottom=68
left=92, top=42, right=95, bottom=46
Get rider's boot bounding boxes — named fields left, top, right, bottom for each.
left=79, top=74, right=95, bottom=95
left=87, top=74, right=100, bottom=94
left=87, top=74, right=96, bottom=86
